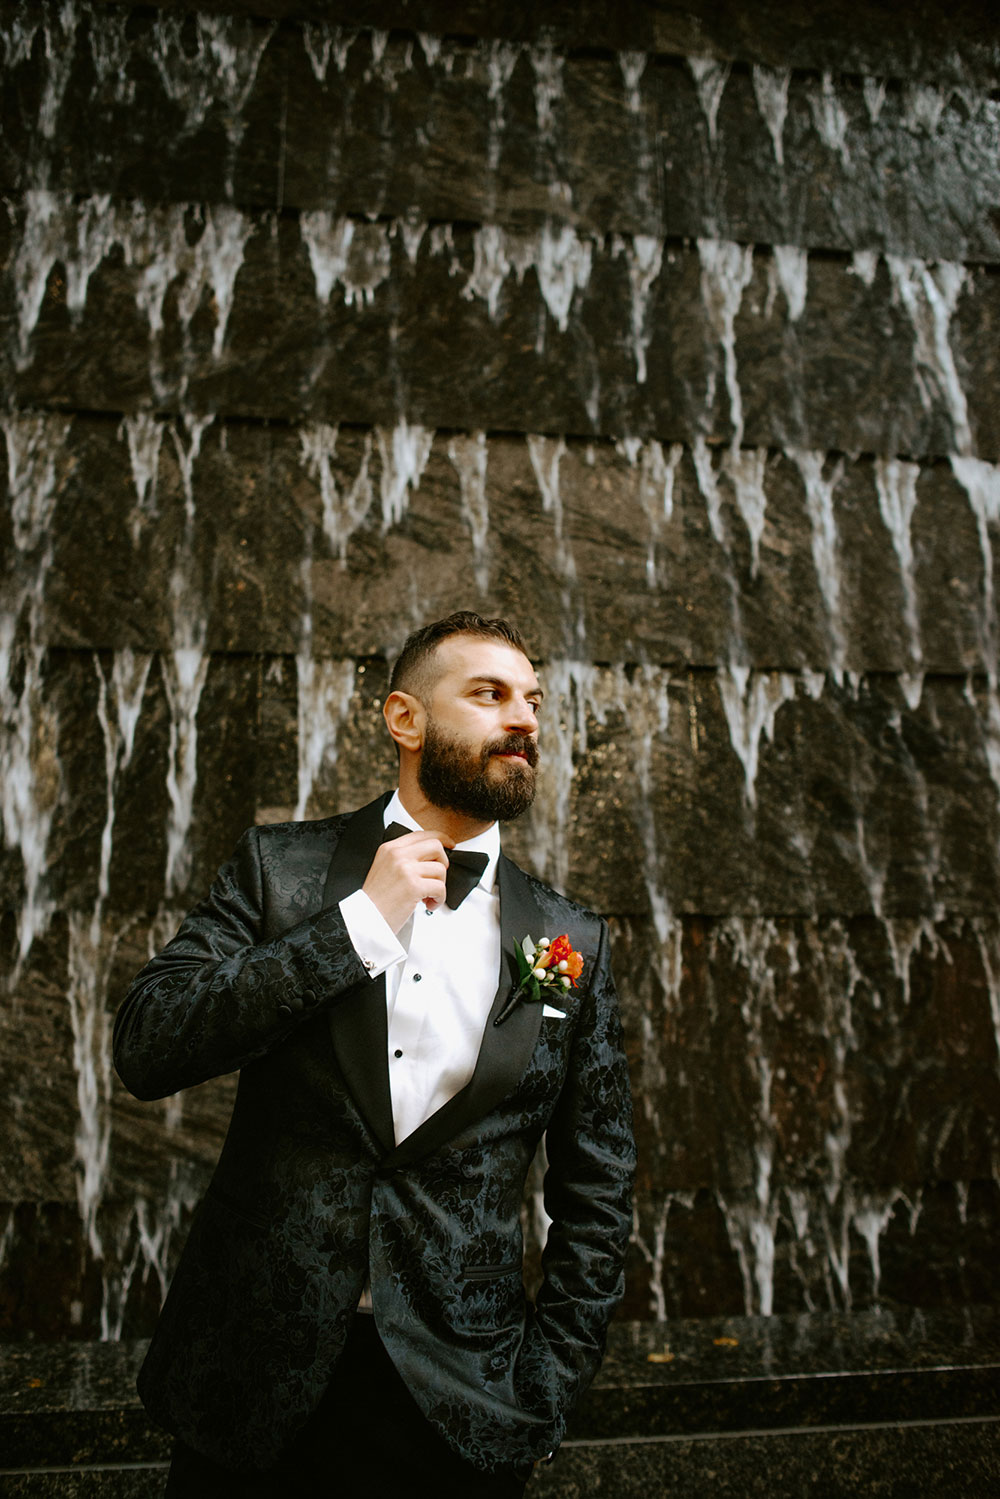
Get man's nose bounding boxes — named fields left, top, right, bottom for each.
left=504, top=696, right=538, bottom=734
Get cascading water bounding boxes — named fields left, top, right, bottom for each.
left=159, top=415, right=213, bottom=916
left=0, top=410, right=71, bottom=975
left=2, top=5, right=998, bottom=1341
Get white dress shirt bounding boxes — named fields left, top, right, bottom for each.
left=338, top=791, right=502, bottom=1145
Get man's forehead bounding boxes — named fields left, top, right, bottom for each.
left=433, top=635, right=539, bottom=689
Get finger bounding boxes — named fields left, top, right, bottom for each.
left=383, top=831, right=454, bottom=859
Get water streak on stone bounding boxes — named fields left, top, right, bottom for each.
left=688, top=56, right=731, bottom=144
left=395, top=215, right=427, bottom=266
left=718, top=667, right=797, bottom=805
left=618, top=50, right=646, bottom=114
left=416, top=33, right=442, bottom=68
left=299, top=423, right=375, bottom=562
left=85, top=6, right=133, bottom=104
left=376, top=419, right=434, bottom=530
left=752, top=65, right=791, bottom=167
left=631, top=1193, right=695, bottom=1319
left=0, top=410, right=71, bottom=972
left=726, top=447, right=770, bottom=576
left=970, top=918, right=1000, bottom=1075
left=460, top=222, right=593, bottom=337
left=710, top=918, right=790, bottom=1313
left=691, top=437, right=770, bottom=578
left=529, top=38, right=564, bottom=141
left=947, top=466, right=1000, bottom=860
left=37, top=0, right=79, bottom=139
left=120, top=412, right=165, bottom=546
left=300, top=213, right=392, bottom=308
left=950, top=457, right=1000, bottom=660
left=161, top=415, right=213, bottom=904
left=533, top=225, right=593, bottom=336
left=462, top=225, right=511, bottom=320
left=295, top=552, right=356, bottom=821
left=884, top=917, right=940, bottom=1006
left=698, top=239, right=755, bottom=449
left=849, top=248, right=880, bottom=288
left=690, top=435, right=726, bottom=548
left=100, top=1180, right=200, bottom=1340
left=617, top=438, right=683, bottom=587
left=446, top=432, right=490, bottom=592
left=527, top=658, right=595, bottom=893
left=807, top=71, right=851, bottom=166
left=874, top=456, right=924, bottom=671
left=903, top=82, right=948, bottom=134
left=151, top=11, right=274, bottom=191
left=789, top=448, right=848, bottom=680
left=527, top=434, right=575, bottom=580
left=767, top=245, right=809, bottom=322
left=863, top=76, right=888, bottom=125
left=68, top=649, right=152, bottom=1258
left=618, top=667, right=675, bottom=961
left=1, top=1, right=42, bottom=69
left=302, top=20, right=356, bottom=81
left=12, top=193, right=253, bottom=393
left=618, top=52, right=655, bottom=216
left=886, top=256, right=971, bottom=456
left=484, top=40, right=521, bottom=174
left=612, top=235, right=664, bottom=384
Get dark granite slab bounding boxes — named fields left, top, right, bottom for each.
left=0, top=1343, right=168, bottom=1467
left=0, top=1473, right=167, bottom=1497
left=78, top=0, right=1000, bottom=91
left=4, top=207, right=998, bottom=462
left=532, top=1421, right=1000, bottom=1498
left=571, top=1307, right=1000, bottom=1438
left=2, top=1308, right=997, bottom=1475
left=2, top=17, right=997, bottom=262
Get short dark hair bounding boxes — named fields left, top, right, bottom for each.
left=389, top=612, right=529, bottom=703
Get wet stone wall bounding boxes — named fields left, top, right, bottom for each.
left=2, top=0, right=1000, bottom=1338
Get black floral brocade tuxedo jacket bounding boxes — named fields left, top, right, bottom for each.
left=113, top=794, right=636, bottom=1476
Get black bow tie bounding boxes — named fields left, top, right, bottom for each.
left=383, top=823, right=490, bottom=909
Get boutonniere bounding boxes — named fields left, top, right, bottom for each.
left=494, top=934, right=584, bottom=1026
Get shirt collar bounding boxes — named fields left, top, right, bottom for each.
left=384, top=789, right=500, bottom=893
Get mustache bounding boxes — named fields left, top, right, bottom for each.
left=487, top=733, right=539, bottom=768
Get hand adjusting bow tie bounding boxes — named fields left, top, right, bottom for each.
left=383, top=823, right=489, bottom=909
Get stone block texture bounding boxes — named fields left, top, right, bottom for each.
left=1, top=0, right=999, bottom=1337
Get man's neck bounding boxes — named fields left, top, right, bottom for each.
left=394, top=786, right=494, bottom=846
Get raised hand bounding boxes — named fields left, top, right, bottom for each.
left=361, top=829, right=455, bottom=932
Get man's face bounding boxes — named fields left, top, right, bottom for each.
left=415, top=637, right=542, bottom=823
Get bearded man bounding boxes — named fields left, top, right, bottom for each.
left=114, top=611, right=635, bottom=1497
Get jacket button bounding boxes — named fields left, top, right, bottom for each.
left=304, top=988, right=318, bottom=1005
left=278, top=1003, right=292, bottom=1017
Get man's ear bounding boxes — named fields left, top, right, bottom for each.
left=383, top=690, right=424, bottom=754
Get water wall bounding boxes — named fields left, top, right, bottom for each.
left=1, top=0, right=999, bottom=1338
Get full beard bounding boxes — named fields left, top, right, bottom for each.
left=417, top=722, right=538, bottom=823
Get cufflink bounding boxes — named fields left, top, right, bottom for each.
left=363, top=958, right=375, bottom=972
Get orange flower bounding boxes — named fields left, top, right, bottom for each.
left=548, top=935, right=573, bottom=964
left=548, top=934, right=583, bottom=986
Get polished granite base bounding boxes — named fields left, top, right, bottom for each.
left=2, top=1309, right=998, bottom=1495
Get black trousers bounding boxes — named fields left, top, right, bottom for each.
left=164, top=1314, right=533, bottom=1498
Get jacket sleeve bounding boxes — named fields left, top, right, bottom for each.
left=516, top=916, right=636, bottom=1450
left=113, top=826, right=371, bottom=1101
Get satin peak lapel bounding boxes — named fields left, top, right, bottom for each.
left=322, top=793, right=395, bottom=1155
left=385, top=853, right=546, bottom=1169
